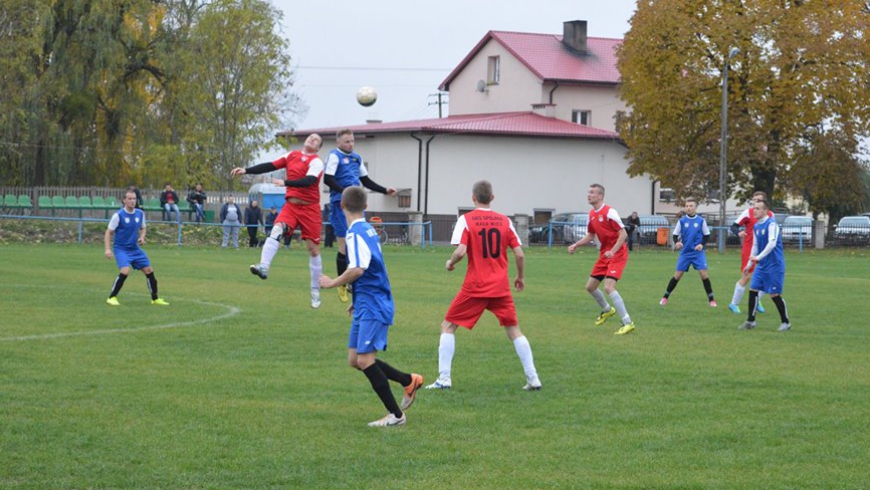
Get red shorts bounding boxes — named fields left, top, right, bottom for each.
left=444, top=290, right=518, bottom=328
left=590, top=248, right=628, bottom=279
left=277, top=201, right=321, bottom=244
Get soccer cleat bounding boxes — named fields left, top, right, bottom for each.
left=738, top=321, right=757, bottom=330
left=151, top=298, right=170, bottom=306
left=106, top=297, right=120, bottom=306
left=615, top=322, right=635, bottom=335
left=757, top=303, right=766, bottom=314
left=367, top=413, right=406, bottom=427
left=777, top=322, right=791, bottom=332
left=659, top=298, right=668, bottom=306
left=709, top=300, right=718, bottom=307
left=425, top=378, right=452, bottom=390
left=595, top=307, right=617, bottom=326
left=523, top=379, right=542, bottom=391
left=400, top=373, right=424, bottom=410
left=249, top=264, right=268, bottom=280
left=337, top=284, right=349, bottom=303
left=728, top=303, right=741, bottom=314
left=310, top=290, right=321, bottom=309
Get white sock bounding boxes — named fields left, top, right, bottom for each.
left=590, top=289, right=610, bottom=310
left=437, top=333, right=455, bottom=380
left=260, top=235, right=280, bottom=269
left=609, top=290, right=631, bottom=324
left=309, top=254, right=322, bottom=291
left=513, top=335, right=538, bottom=383
left=731, top=282, right=745, bottom=306
left=757, top=290, right=765, bottom=305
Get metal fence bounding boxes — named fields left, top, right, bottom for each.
left=0, top=213, right=433, bottom=249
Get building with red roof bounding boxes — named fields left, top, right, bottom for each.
left=275, top=21, right=657, bottom=240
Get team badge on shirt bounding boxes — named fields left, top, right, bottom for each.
left=124, top=217, right=130, bottom=223
left=693, top=223, right=698, bottom=228
left=598, top=217, right=604, bottom=222
left=343, top=157, right=350, bottom=164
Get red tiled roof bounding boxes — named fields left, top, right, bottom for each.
left=440, top=31, right=622, bottom=90
left=280, top=112, right=620, bottom=141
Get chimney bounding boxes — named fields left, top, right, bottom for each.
left=563, top=20, right=588, bottom=55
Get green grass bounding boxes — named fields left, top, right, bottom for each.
left=1, top=243, right=869, bottom=489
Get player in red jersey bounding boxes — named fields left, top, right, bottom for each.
left=568, top=184, right=635, bottom=335
left=727, top=191, right=772, bottom=314
left=425, top=180, right=541, bottom=391
left=230, top=133, right=326, bottom=309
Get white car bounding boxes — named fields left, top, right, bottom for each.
left=780, top=216, right=813, bottom=244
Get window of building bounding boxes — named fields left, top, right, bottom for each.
left=659, top=188, right=675, bottom=203
left=572, top=110, right=591, bottom=126
left=487, top=56, right=500, bottom=84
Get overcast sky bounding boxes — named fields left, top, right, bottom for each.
left=268, top=0, right=637, bottom=138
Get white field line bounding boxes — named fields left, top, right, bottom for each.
left=1, top=297, right=241, bottom=342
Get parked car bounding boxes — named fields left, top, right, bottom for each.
left=833, top=215, right=870, bottom=245
left=529, top=212, right=588, bottom=245
left=637, top=215, right=670, bottom=245
left=780, top=216, right=813, bottom=244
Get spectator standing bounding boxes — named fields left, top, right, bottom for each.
left=187, top=183, right=207, bottom=223
left=128, top=185, right=143, bottom=209
left=625, top=211, right=641, bottom=251
left=220, top=196, right=242, bottom=249
left=160, top=183, right=181, bottom=223
left=264, top=206, right=278, bottom=242
left=245, top=200, right=264, bottom=247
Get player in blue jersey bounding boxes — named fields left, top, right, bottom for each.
left=739, top=199, right=790, bottom=331
left=318, top=186, right=422, bottom=427
left=104, top=191, right=169, bottom=306
left=323, top=129, right=397, bottom=303
left=659, top=199, right=717, bottom=307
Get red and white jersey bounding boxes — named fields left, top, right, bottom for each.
left=271, top=151, right=324, bottom=203
left=734, top=207, right=774, bottom=253
left=588, top=204, right=626, bottom=252
left=451, top=208, right=521, bottom=298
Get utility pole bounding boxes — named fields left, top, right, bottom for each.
left=428, top=92, right=448, bottom=118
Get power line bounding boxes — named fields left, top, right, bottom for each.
left=297, top=65, right=450, bottom=72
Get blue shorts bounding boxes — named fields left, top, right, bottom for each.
left=114, top=248, right=151, bottom=270
left=329, top=201, right=349, bottom=238
left=750, top=267, right=784, bottom=295
left=676, top=251, right=707, bottom=272
left=347, top=318, right=389, bottom=354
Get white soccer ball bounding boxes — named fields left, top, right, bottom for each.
left=356, top=86, right=377, bottom=107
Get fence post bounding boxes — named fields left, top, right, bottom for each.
left=514, top=214, right=530, bottom=246
left=408, top=211, right=423, bottom=247
left=813, top=220, right=826, bottom=249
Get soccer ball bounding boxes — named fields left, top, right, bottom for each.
left=356, top=86, right=377, bottom=107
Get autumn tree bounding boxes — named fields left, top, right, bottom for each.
left=0, top=0, right=303, bottom=190
left=617, top=0, right=870, bottom=213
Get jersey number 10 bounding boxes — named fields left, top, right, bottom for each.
left=478, top=228, right=502, bottom=259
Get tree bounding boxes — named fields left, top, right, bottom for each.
left=786, top=126, right=868, bottom=227
left=163, top=0, right=304, bottom=190
left=617, top=0, right=870, bottom=209
left=0, top=0, right=304, bottom=190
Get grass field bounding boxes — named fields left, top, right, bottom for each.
left=2, top=243, right=869, bottom=489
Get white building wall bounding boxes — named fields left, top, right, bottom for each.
left=289, top=134, right=654, bottom=218
left=447, top=41, right=546, bottom=116
left=545, top=83, right=627, bottom=133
